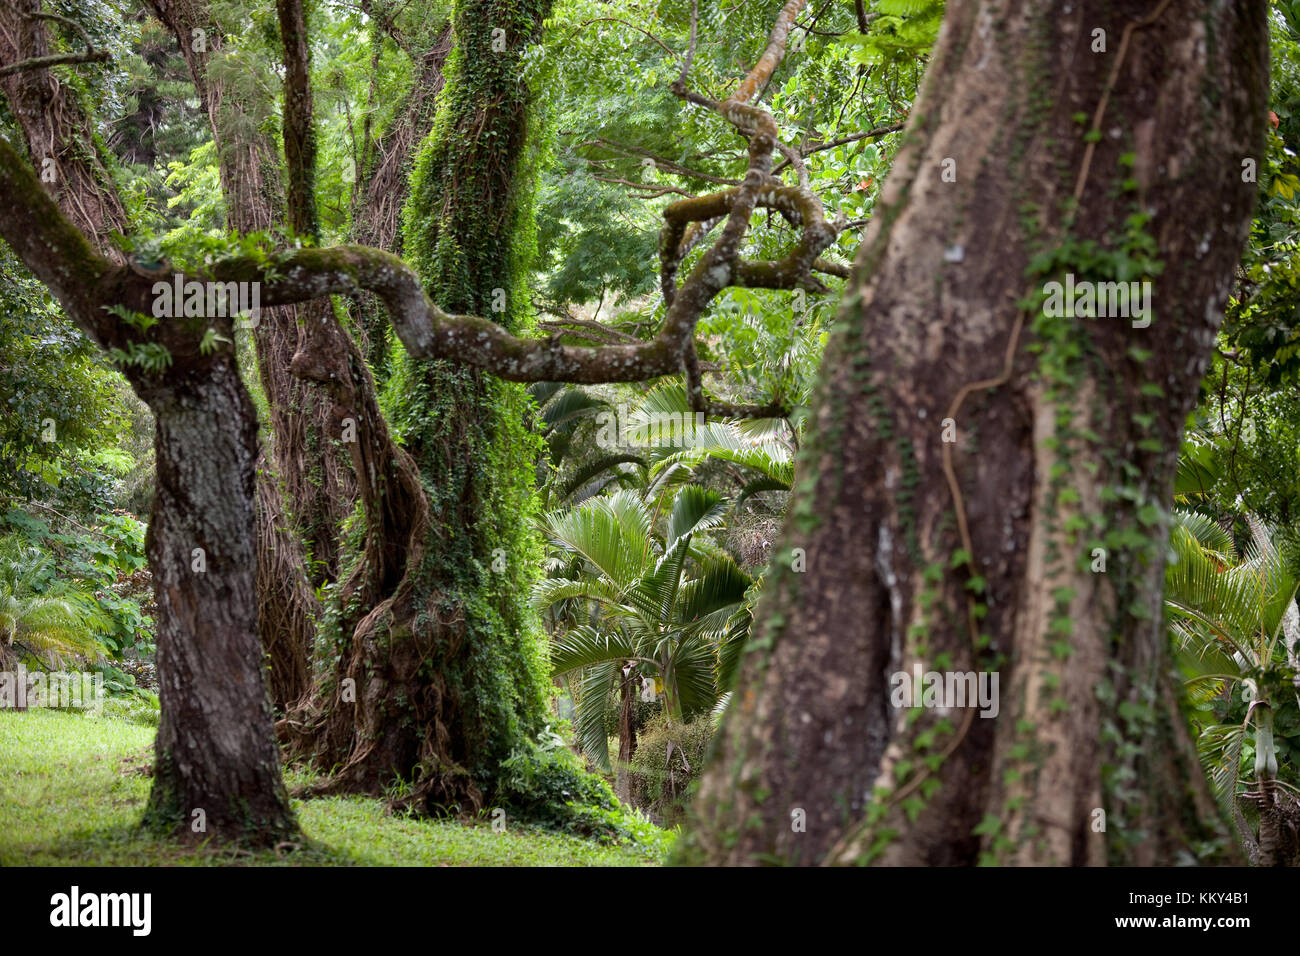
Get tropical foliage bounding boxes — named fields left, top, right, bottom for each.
left=1168, top=509, right=1300, bottom=864
left=535, top=486, right=752, bottom=773
left=0, top=538, right=107, bottom=670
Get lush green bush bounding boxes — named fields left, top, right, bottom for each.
left=494, top=730, right=670, bottom=858
left=0, top=519, right=157, bottom=709
left=99, top=693, right=160, bottom=726
left=626, top=713, right=716, bottom=826
left=0, top=535, right=107, bottom=670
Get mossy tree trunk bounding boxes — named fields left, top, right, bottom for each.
left=288, top=0, right=555, bottom=812
left=684, top=0, right=1269, bottom=866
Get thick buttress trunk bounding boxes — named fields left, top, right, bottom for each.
left=686, top=0, right=1269, bottom=865
left=283, top=0, right=555, bottom=811
left=282, top=26, right=454, bottom=765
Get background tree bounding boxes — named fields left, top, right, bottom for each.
left=142, top=0, right=357, bottom=710
left=283, top=0, right=562, bottom=814
left=537, top=485, right=752, bottom=795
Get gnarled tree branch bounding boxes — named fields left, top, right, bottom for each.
left=0, top=0, right=839, bottom=422
left=0, top=10, right=110, bottom=77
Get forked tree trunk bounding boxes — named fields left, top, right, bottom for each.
left=686, top=0, right=1269, bottom=866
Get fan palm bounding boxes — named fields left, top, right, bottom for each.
left=633, top=383, right=794, bottom=507
left=0, top=537, right=107, bottom=673
left=534, top=486, right=753, bottom=775
left=528, top=382, right=649, bottom=507
left=530, top=381, right=795, bottom=510
left=1166, top=510, right=1300, bottom=865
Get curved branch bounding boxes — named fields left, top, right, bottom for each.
left=0, top=11, right=109, bottom=77
left=726, top=0, right=808, bottom=105
left=0, top=0, right=836, bottom=410
left=569, top=17, right=681, bottom=61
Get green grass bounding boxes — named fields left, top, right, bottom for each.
left=0, top=709, right=663, bottom=866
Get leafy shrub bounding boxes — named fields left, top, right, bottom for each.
left=0, top=536, right=108, bottom=669
left=493, top=728, right=670, bottom=858
left=99, top=692, right=160, bottom=726
left=93, top=661, right=158, bottom=705
left=627, top=713, right=716, bottom=826
left=0, top=510, right=155, bottom=665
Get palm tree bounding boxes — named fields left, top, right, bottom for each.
left=0, top=537, right=107, bottom=683
left=528, top=382, right=649, bottom=507
left=529, top=381, right=796, bottom=511
left=1165, top=510, right=1300, bottom=865
left=633, top=383, right=795, bottom=502
left=534, top=486, right=753, bottom=791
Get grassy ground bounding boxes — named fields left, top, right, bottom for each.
left=0, top=709, right=663, bottom=866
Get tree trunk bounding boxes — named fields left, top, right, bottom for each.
left=254, top=449, right=313, bottom=714
left=685, top=0, right=1269, bottom=866
left=145, top=0, right=355, bottom=712
left=0, top=1, right=297, bottom=844
left=141, top=361, right=296, bottom=843
left=348, top=22, right=453, bottom=380
left=277, top=17, right=453, bottom=772
left=615, top=668, right=638, bottom=803
left=285, top=0, right=557, bottom=812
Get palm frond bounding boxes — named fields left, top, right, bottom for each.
left=575, top=658, right=621, bottom=773
left=538, top=489, right=652, bottom=589
left=667, top=485, right=728, bottom=548
left=669, top=631, right=721, bottom=720
left=676, top=554, right=753, bottom=624
left=549, top=624, right=644, bottom=676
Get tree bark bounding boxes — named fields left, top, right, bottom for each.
left=145, top=0, right=355, bottom=710
left=348, top=22, right=453, bottom=379
left=684, top=0, right=1269, bottom=866
left=141, top=360, right=295, bottom=842
left=284, top=0, right=557, bottom=812
left=0, top=1, right=297, bottom=843
left=615, top=668, right=639, bottom=804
